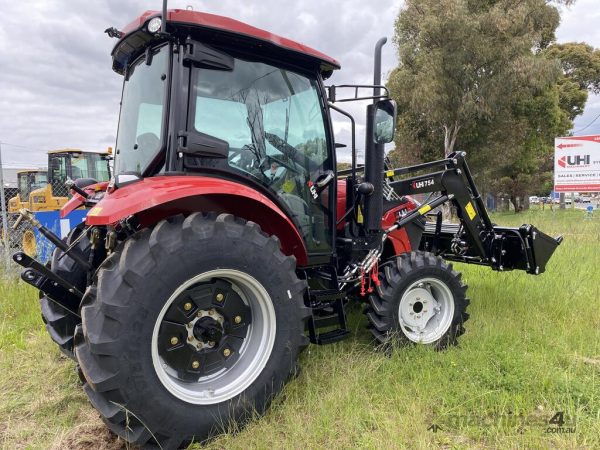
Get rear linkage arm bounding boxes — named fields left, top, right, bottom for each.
left=11, top=209, right=90, bottom=317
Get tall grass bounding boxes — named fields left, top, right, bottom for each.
left=1, top=209, right=598, bottom=449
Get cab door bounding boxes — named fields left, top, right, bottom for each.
left=183, top=48, right=336, bottom=261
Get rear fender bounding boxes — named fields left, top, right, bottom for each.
left=60, top=182, right=110, bottom=218
left=85, top=176, right=308, bottom=265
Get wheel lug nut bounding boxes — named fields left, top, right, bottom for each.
left=170, top=336, right=179, bottom=345
left=183, top=302, right=192, bottom=311
left=208, top=341, right=215, bottom=348
left=216, top=293, right=224, bottom=302
left=208, top=310, right=214, bottom=316
left=234, top=316, right=242, bottom=324
left=196, top=342, right=203, bottom=349
left=197, top=311, right=202, bottom=318
left=188, top=335, right=193, bottom=342
left=223, top=348, right=231, bottom=357
left=191, top=360, right=200, bottom=369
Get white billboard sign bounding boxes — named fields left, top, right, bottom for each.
left=554, top=135, right=600, bottom=192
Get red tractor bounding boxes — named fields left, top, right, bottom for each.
left=14, top=3, right=562, bottom=449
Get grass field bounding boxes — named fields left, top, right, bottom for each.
left=0, top=208, right=598, bottom=449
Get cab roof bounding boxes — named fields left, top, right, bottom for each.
left=48, top=149, right=109, bottom=155
left=17, top=169, right=46, bottom=174
left=114, top=9, right=341, bottom=75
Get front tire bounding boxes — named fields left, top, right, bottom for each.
left=75, top=213, right=309, bottom=449
left=365, top=251, right=469, bottom=350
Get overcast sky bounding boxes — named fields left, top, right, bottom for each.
left=0, top=0, right=598, bottom=169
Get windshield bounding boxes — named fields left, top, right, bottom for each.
left=70, top=153, right=110, bottom=181
left=18, top=172, right=47, bottom=198
left=49, top=153, right=110, bottom=187
left=31, top=172, right=47, bottom=193
left=192, top=58, right=332, bottom=252
left=114, top=45, right=168, bottom=175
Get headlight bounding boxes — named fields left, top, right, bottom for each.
left=147, top=17, right=162, bottom=34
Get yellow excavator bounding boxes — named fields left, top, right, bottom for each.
left=14, top=149, right=111, bottom=255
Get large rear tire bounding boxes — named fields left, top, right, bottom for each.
left=40, top=225, right=90, bottom=359
left=75, top=213, right=310, bottom=449
left=365, top=251, right=469, bottom=350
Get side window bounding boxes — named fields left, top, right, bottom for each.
left=70, top=154, right=89, bottom=180
left=263, top=87, right=328, bottom=167
left=193, top=60, right=333, bottom=254
left=50, top=155, right=68, bottom=187
left=18, top=176, right=28, bottom=197
left=194, top=98, right=251, bottom=150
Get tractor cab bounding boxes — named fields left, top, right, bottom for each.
left=47, top=149, right=111, bottom=192
left=8, top=170, right=48, bottom=214
left=106, top=10, right=396, bottom=262
left=28, top=149, right=111, bottom=211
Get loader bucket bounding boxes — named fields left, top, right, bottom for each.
left=493, top=225, right=562, bottom=274
left=521, top=225, right=563, bottom=275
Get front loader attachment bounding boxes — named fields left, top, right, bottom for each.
left=377, top=152, right=562, bottom=275
left=421, top=221, right=562, bottom=274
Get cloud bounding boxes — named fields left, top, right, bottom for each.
left=0, top=0, right=596, bottom=169
left=0, top=0, right=403, bottom=168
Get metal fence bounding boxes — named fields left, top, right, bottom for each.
left=0, top=183, right=80, bottom=271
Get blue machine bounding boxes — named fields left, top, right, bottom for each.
left=32, top=210, right=88, bottom=262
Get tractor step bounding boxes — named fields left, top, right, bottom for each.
left=313, top=328, right=351, bottom=345
left=307, top=293, right=350, bottom=345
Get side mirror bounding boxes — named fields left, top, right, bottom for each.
left=372, top=99, right=397, bottom=144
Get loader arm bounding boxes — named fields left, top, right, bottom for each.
left=385, top=152, right=562, bottom=274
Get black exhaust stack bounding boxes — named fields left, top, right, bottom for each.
left=364, top=37, right=387, bottom=232
left=161, top=0, right=168, bottom=34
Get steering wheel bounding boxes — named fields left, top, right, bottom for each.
left=136, top=132, right=160, bottom=153
left=264, top=132, right=319, bottom=173
left=266, top=153, right=300, bottom=175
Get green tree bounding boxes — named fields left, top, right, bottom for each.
left=387, top=0, right=597, bottom=211
left=389, top=0, right=562, bottom=158
left=544, top=42, right=600, bottom=120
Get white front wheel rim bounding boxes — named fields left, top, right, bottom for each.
left=397, top=277, right=455, bottom=344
